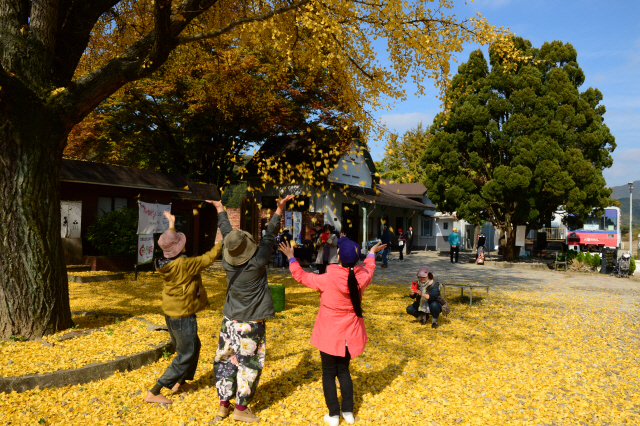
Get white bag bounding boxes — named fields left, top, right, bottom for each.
left=399, top=241, right=404, bottom=246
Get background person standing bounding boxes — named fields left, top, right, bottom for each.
left=449, top=227, right=460, bottom=264
left=405, top=226, right=414, bottom=255
left=380, top=225, right=390, bottom=268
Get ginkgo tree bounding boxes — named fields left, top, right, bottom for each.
left=0, top=0, right=505, bottom=338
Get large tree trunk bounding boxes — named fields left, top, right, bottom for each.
left=501, top=226, right=519, bottom=261
left=0, top=100, right=73, bottom=339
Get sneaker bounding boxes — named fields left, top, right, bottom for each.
left=324, top=414, right=340, bottom=426
left=431, top=323, right=439, bottom=329
left=213, top=405, right=230, bottom=422
left=233, top=407, right=260, bottom=423
left=342, top=412, right=355, bottom=424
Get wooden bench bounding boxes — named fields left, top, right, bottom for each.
left=441, top=283, right=490, bottom=306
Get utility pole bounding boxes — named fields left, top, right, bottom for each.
left=629, top=182, right=633, bottom=256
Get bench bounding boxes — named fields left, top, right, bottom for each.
left=441, top=283, right=490, bottom=306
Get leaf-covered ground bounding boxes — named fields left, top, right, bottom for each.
left=1, top=270, right=639, bottom=425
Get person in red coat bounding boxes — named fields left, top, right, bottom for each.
left=279, top=238, right=387, bottom=426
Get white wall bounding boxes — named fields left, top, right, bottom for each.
left=328, top=146, right=373, bottom=188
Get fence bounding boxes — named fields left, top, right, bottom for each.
left=526, top=228, right=566, bottom=241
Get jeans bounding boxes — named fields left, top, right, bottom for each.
left=406, top=300, right=420, bottom=317
left=157, top=315, right=201, bottom=389
left=382, top=247, right=389, bottom=265
left=450, top=245, right=459, bottom=263
left=406, top=300, right=441, bottom=319
left=320, top=348, right=353, bottom=417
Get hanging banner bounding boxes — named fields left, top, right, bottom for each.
left=284, top=211, right=293, bottom=231
left=61, top=201, right=82, bottom=238
left=292, top=212, right=302, bottom=243
left=137, top=202, right=172, bottom=234
left=137, top=234, right=155, bottom=265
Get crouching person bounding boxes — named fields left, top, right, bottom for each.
left=144, top=210, right=222, bottom=404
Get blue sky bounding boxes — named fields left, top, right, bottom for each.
left=369, top=0, right=640, bottom=188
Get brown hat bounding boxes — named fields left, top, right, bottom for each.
left=224, top=230, right=258, bottom=266
left=158, top=230, right=186, bottom=258
left=417, top=266, right=430, bottom=278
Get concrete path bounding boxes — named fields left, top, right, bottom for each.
left=367, top=250, right=640, bottom=312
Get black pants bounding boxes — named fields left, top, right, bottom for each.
left=320, top=348, right=353, bottom=417
left=406, top=240, right=412, bottom=255
left=450, top=245, right=459, bottom=263
left=398, top=244, right=404, bottom=260
left=317, top=262, right=328, bottom=274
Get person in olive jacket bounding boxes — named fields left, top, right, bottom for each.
left=144, top=211, right=223, bottom=404
left=208, top=194, right=295, bottom=424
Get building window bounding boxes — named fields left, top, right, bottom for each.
left=421, top=217, right=433, bottom=237
left=443, top=222, right=448, bottom=230
left=97, top=197, right=128, bottom=216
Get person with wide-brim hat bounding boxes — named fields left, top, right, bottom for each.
left=207, top=194, right=294, bottom=424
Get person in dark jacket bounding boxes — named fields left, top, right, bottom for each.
left=380, top=225, right=390, bottom=268
left=405, top=226, right=414, bottom=255
left=407, top=266, right=442, bottom=328
left=208, top=195, right=294, bottom=423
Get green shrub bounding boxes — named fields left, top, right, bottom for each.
left=591, top=253, right=601, bottom=268
left=86, top=208, right=137, bottom=257
left=584, top=251, right=592, bottom=265
left=631, top=257, right=636, bottom=275
left=576, top=251, right=585, bottom=264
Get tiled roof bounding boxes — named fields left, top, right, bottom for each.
left=336, top=182, right=435, bottom=210
left=61, top=158, right=189, bottom=193
left=380, top=179, right=427, bottom=197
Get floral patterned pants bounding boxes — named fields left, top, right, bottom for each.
left=213, top=317, right=266, bottom=406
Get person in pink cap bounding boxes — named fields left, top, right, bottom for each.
left=279, top=237, right=387, bottom=426
left=407, top=266, right=442, bottom=328
left=144, top=210, right=223, bottom=404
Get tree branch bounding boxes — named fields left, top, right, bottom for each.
left=175, top=0, right=313, bottom=45
left=53, top=0, right=122, bottom=84
left=31, top=0, right=60, bottom=54
left=57, top=0, right=219, bottom=126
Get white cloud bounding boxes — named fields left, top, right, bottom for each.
left=604, top=148, right=640, bottom=187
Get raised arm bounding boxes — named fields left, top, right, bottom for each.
left=356, top=242, right=386, bottom=291
left=206, top=199, right=233, bottom=239
left=279, top=241, right=323, bottom=291
left=253, top=195, right=294, bottom=266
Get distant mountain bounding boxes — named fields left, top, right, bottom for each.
left=610, top=180, right=640, bottom=231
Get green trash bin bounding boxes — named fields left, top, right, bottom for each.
left=269, top=284, right=285, bottom=312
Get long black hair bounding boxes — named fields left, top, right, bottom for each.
left=343, top=262, right=363, bottom=317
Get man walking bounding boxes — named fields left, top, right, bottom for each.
left=449, top=227, right=460, bottom=264
left=406, top=225, right=414, bottom=255
left=208, top=194, right=295, bottom=423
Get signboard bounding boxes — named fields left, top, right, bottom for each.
left=137, top=202, right=172, bottom=234
left=137, top=234, right=155, bottom=265
left=284, top=211, right=293, bottom=231
left=61, top=201, right=82, bottom=238
left=600, top=248, right=617, bottom=274
left=292, top=212, right=302, bottom=243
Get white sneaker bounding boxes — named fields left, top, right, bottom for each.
left=342, top=412, right=355, bottom=424
left=324, top=414, right=340, bottom=426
